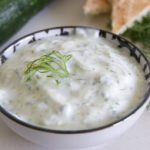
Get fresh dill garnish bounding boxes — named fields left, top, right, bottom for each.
left=24, top=50, right=72, bottom=83
left=122, top=13, right=150, bottom=57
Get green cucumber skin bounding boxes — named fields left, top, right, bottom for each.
left=0, top=0, right=51, bottom=45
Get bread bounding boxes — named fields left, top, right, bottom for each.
left=112, top=0, right=150, bottom=34
left=84, top=0, right=111, bottom=15
left=83, top=0, right=150, bottom=35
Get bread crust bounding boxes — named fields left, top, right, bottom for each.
left=112, top=0, right=150, bottom=33
left=84, top=0, right=111, bottom=15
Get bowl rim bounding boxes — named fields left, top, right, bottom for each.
left=0, top=25, right=150, bottom=134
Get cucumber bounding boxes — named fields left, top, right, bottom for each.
left=0, top=0, right=52, bottom=45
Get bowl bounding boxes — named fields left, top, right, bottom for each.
left=0, top=26, right=150, bottom=150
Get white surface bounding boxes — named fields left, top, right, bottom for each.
left=1, top=111, right=150, bottom=150
left=0, top=0, right=150, bottom=149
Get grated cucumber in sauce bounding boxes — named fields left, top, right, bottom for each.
left=0, top=34, right=147, bottom=130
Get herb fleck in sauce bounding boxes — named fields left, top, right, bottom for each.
left=0, top=35, right=147, bottom=130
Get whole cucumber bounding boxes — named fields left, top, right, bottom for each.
left=0, top=0, right=52, bottom=45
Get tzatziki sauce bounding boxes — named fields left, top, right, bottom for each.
left=0, top=34, right=147, bottom=130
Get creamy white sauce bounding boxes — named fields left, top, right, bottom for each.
left=0, top=34, right=147, bottom=130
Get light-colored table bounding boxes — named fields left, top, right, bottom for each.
left=0, top=0, right=150, bottom=149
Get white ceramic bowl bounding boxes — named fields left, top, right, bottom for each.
left=0, top=26, right=150, bottom=150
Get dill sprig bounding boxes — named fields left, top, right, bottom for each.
left=24, top=50, right=72, bottom=83
left=122, top=13, right=150, bottom=58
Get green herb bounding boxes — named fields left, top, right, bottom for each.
left=122, top=13, right=150, bottom=57
left=24, top=50, right=72, bottom=84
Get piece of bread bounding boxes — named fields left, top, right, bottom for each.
left=84, top=0, right=111, bottom=15
left=112, top=0, right=150, bottom=34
